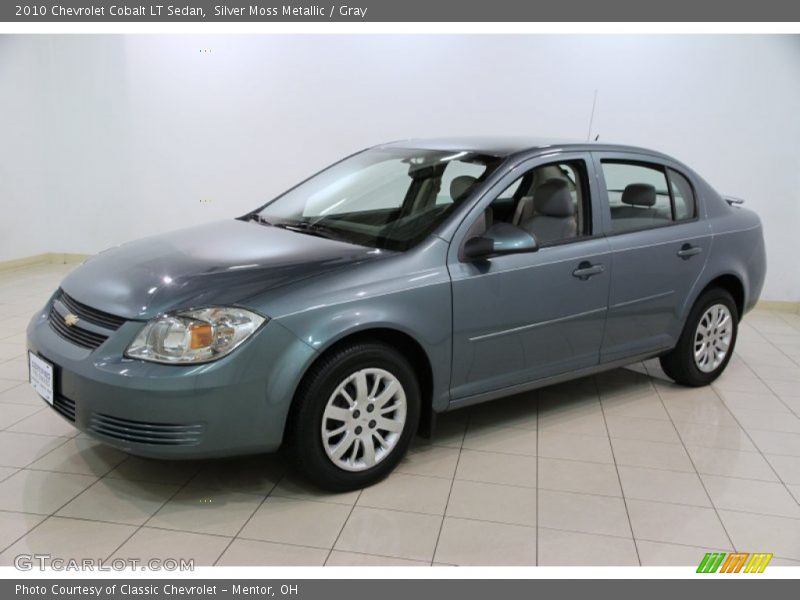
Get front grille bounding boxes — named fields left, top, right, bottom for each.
left=56, top=290, right=126, bottom=330
left=53, top=394, right=76, bottom=422
left=88, top=413, right=205, bottom=446
left=48, top=304, right=109, bottom=349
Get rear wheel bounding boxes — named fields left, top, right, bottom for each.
left=660, top=288, right=738, bottom=387
left=288, top=342, right=420, bottom=491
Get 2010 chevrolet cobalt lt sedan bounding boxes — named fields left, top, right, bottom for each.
left=27, top=138, right=766, bottom=490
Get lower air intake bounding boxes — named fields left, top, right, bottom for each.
left=88, top=413, right=204, bottom=446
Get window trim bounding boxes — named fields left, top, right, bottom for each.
left=599, top=158, right=700, bottom=237
left=666, top=166, right=698, bottom=223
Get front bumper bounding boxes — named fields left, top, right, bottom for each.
left=26, top=303, right=317, bottom=459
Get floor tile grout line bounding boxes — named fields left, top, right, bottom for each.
left=0, top=468, right=19, bottom=484
left=426, top=415, right=468, bottom=566
left=393, top=483, right=800, bottom=520
left=321, top=486, right=364, bottom=566
left=707, top=359, right=800, bottom=510
left=645, top=361, right=738, bottom=552
left=8, top=505, right=796, bottom=560
left=775, top=311, right=800, bottom=335
left=0, top=442, right=130, bottom=555
left=237, top=491, right=800, bottom=524
left=595, top=372, right=641, bottom=566
left=30, top=514, right=238, bottom=539
left=728, top=346, right=800, bottom=397
left=756, top=312, right=800, bottom=370
left=13, top=494, right=800, bottom=538
left=468, top=419, right=800, bottom=452
left=250, top=491, right=357, bottom=507
left=212, top=470, right=287, bottom=566
left=102, top=460, right=207, bottom=563
left=0, top=405, right=48, bottom=433
left=1, top=509, right=363, bottom=552
left=0, top=516, right=51, bottom=556
left=732, top=350, right=800, bottom=419
left=0, top=503, right=716, bottom=560
left=0, top=400, right=53, bottom=408
left=666, top=468, right=785, bottom=486
left=0, top=428, right=80, bottom=440
left=630, top=535, right=736, bottom=553
left=18, top=427, right=101, bottom=470
left=30, top=461, right=797, bottom=510
left=322, top=546, right=430, bottom=566
left=722, top=411, right=800, bottom=431
left=11, top=442, right=794, bottom=480
left=0, top=507, right=55, bottom=516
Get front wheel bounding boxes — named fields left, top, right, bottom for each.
left=288, top=342, right=420, bottom=491
left=660, top=288, right=738, bottom=387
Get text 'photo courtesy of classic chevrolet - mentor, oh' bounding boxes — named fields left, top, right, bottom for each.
left=27, top=138, right=766, bottom=491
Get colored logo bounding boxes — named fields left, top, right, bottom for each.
left=697, top=552, right=773, bottom=573
left=64, top=313, right=79, bottom=327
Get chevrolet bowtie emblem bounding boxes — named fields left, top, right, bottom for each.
left=64, top=313, right=79, bottom=327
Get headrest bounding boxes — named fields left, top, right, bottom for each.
left=450, top=175, right=477, bottom=201
left=621, top=183, right=656, bottom=207
left=534, top=179, right=575, bottom=218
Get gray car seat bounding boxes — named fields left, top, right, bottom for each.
left=450, top=175, right=477, bottom=202
left=610, top=183, right=670, bottom=231
left=521, top=179, right=577, bottom=245
left=512, top=165, right=571, bottom=226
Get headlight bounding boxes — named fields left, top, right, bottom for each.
left=125, top=307, right=266, bottom=364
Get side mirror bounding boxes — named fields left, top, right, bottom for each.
left=463, top=223, right=538, bottom=260
left=463, top=236, right=495, bottom=259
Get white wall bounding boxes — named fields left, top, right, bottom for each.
left=0, top=37, right=50, bottom=259
left=2, top=35, right=799, bottom=301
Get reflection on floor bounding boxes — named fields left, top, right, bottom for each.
left=0, top=263, right=799, bottom=566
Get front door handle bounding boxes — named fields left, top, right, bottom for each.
left=677, top=244, right=703, bottom=260
left=572, top=261, right=605, bottom=280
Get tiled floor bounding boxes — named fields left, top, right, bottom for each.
left=1, top=262, right=800, bottom=566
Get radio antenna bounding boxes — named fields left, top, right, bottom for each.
left=586, top=89, right=598, bottom=141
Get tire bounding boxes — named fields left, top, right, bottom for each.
left=288, top=341, right=420, bottom=491
left=660, top=287, right=739, bottom=387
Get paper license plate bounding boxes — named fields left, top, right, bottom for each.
left=28, top=352, right=54, bottom=406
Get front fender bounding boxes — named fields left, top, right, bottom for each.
left=275, top=279, right=453, bottom=412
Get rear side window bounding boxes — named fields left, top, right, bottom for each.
left=602, top=161, right=672, bottom=233
left=601, top=161, right=698, bottom=233
left=668, top=168, right=696, bottom=221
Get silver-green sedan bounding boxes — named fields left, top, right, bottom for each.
left=27, top=138, right=766, bottom=490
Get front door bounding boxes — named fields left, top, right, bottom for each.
left=448, top=154, right=612, bottom=401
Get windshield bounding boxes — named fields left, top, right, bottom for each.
left=253, top=148, right=502, bottom=251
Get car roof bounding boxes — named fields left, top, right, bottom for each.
left=378, top=136, right=673, bottom=161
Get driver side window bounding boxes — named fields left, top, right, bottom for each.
left=469, top=160, right=591, bottom=247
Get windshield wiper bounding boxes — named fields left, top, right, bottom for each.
left=245, top=214, right=272, bottom=226
left=247, top=214, right=347, bottom=242
left=273, top=220, right=344, bottom=241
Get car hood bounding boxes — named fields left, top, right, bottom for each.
left=60, top=219, right=385, bottom=320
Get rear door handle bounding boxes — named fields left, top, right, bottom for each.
left=572, top=261, right=605, bottom=280
left=677, top=244, right=702, bottom=259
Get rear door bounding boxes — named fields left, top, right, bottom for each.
left=593, top=152, right=711, bottom=362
